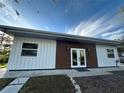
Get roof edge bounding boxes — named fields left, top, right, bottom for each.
left=0, top=25, right=121, bottom=45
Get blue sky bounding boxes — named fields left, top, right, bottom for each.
left=0, top=0, right=124, bottom=40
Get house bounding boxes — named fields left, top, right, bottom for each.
left=0, top=25, right=122, bottom=71
left=118, top=43, right=124, bottom=65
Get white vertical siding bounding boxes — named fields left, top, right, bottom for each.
left=96, top=45, right=119, bottom=67
left=8, top=37, right=56, bottom=70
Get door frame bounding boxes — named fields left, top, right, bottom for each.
left=71, top=48, right=87, bottom=68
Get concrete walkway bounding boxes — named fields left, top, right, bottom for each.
left=0, top=68, right=7, bottom=78
left=1, top=66, right=124, bottom=78
left=70, top=77, right=81, bottom=93
left=0, top=77, right=29, bottom=93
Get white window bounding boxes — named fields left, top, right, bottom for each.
left=21, top=43, right=38, bottom=56
left=107, top=49, right=115, bottom=58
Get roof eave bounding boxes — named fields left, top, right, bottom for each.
left=0, top=25, right=121, bottom=46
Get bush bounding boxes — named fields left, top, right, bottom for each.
left=0, top=50, right=9, bottom=63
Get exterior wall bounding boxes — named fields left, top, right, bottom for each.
left=8, top=37, right=56, bottom=70
left=56, top=40, right=98, bottom=68
left=96, top=45, right=119, bottom=67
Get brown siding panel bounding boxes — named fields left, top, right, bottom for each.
left=56, top=40, right=98, bottom=68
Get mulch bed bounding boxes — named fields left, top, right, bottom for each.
left=0, top=78, right=15, bottom=90
left=19, top=75, right=75, bottom=93
left=74, top=70, right=124, bottom=93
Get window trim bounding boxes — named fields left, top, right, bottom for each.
left=21, top=43, right=38, bottom=56
left=107, top=49, right=115, bottom=58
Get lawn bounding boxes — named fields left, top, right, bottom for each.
left=19, top=75, right=75, bottom=93
left=74, top=70, right=124, bottom=93
left=0, top=63, right=7, bottom=69
left=0, top=78, right=15, bottom=90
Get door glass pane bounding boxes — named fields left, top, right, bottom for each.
left=80, top=50, right=85, bottom=65
left=72, top=50, right=77, bottom=66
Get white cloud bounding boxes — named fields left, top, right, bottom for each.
left=0, top=0, right=33, bottom=28
left=102, top=29, right=123, bottom=37
left=106, top=33, right=124, bottom=40
left=67, top=12, right=124, bottom=40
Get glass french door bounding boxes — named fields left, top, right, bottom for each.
left=71, top=48, right=86, bottom=68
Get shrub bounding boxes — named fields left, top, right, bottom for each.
left=0, top=50, right=9, bottom=63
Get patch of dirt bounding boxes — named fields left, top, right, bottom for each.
left=74, top=70, right=124, bottom=93
left=19, top=75, right=75, bottom=93
left=0, top=78, right=15, bottom=90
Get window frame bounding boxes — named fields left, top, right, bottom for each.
left=21, top=43, right=38, bottom=56
left=107, top=49, right=115, bottom=58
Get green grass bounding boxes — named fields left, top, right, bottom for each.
left=0, top=78, right=15, bottom=90
left=19, top=75, right=75, bottom=93
left=0, top=63, right=7, bottom=69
